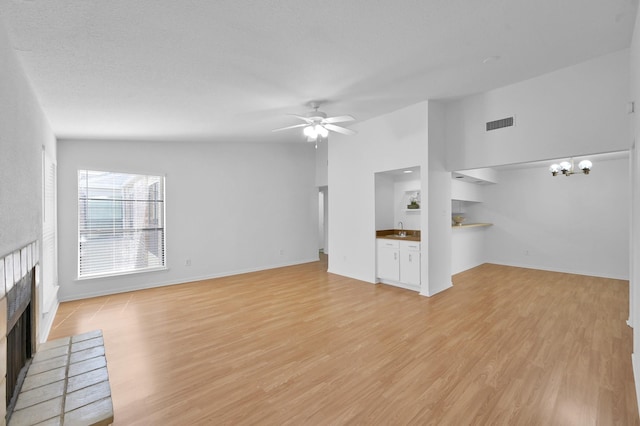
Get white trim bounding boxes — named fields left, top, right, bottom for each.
left=77, top=266, right=168, bottom=281
left=39, top=300, right=59, bottom=344
left=42, top=284, right=59, bottom=314
left=376, top=278, right=420, bottom=292
left=420, top=281, right=453, bottom=297
left=326, top=268, right=374, bottom=284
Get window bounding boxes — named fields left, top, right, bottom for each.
left=78, top=170, right=165, bottom=279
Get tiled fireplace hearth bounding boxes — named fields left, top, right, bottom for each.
left=1, top=243, right=114, bottom=425
left=1, top=241, right=40, bottom=424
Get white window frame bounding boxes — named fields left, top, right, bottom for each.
left=77, top=169, right=166, bottom=279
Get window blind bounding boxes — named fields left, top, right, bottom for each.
left=78, top=170, right=165, bottom=279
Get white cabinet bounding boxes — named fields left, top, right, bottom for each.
left=400, top=241, right=421, bottom=286
left=376, top=239, right=421, bottom=290
left=376, top=239, right=399, bottom=281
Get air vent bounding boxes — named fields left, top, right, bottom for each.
left=486, top=116, right=514, bottom=131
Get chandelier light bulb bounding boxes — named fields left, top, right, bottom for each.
left=578, top=160, right=592, bottom=174
left=559, top=161, right=572, bottom=174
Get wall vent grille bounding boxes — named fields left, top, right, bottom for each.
left=486, top=116, right=514, bottom=131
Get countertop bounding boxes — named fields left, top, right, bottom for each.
left=376, top=229, right=421, bottom=242
left=451, top=223, right=493, bottom=229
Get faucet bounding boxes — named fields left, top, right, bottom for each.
left=398, top=221, right=406, bottom=237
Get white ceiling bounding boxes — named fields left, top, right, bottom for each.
left=1, top=0, right=638, bottom=143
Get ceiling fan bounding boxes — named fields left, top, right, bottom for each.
left=272, top=102, right=357, bottom=142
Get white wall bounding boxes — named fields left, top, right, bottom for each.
left=318, top=187, right=327, bottom=252
left=394, top=178, right=421, bottom=231
left=451, top=227, right=488, bottom=275
left=374, top=174, right=421, bottom=231
left=374, top=173, right=395, bottom=230
left=0, top=17, right=58, bottom=341
left=629, top=2, right=640, bottom=411
left=451, top=179, right=485, bottom=203
left=315, top=138, right=328, bottom=187
left=450, top=179, right=490, bottom=275
left=445, top=49, right=630, bottom=171
left=450, top=181, right=490, bottom=275
left=0, top=21, right=55, bottom=256
left=427, top=101, right=452, bottom=294
left=56, top=139, right=319, bottom=300
left=316, top=140, right=329, bottom=253
left=454, top=168, right=498, bottom=184
left=475, top=157, right=629, bottom=279
left=328, top=102, right=430, bottom=290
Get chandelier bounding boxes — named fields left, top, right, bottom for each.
left=549, top=159, right=592, bottom=176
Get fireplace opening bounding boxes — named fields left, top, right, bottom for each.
left=5, top=267, right=35, bottom=419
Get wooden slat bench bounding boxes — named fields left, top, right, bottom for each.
left=8, top=329, right=114, bottom=425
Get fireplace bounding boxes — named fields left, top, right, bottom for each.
left=5, top=266, right=35, bottom=416
left=1, top=242, right=40, bottom=423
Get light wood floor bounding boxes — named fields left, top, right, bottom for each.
left=48, top=256, right=639, bottom=425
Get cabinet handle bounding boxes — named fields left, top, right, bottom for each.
left=409, top=254, right=412, bottom=262
left=394, top=253, right=397, bottom=261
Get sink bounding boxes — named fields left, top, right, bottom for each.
left=392, top=233, right=408, bottom=238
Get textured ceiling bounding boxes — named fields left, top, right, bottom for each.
left=1, top=0, right=638, bottom=142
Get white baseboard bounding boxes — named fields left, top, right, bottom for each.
left=418, top=281, right=453, bottom=297
left=487, top=261, right=628, bottom=281
left=39, top=300, right=59, bottom=343
left=376, top=278, right=420, bottom=292
left=42, top=285, right=59, bottom=314
left=325, top=268, right=374, bottom=284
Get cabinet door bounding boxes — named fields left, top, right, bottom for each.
left=377, top=246, right=400, bottom=281
left=400, top=245, right=421, bottom=285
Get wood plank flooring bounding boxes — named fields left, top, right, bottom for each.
left=48, top=257, right=639, bottom=425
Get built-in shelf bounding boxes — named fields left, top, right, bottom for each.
left=451, top=223, right=493, bottom=229
left=404, top=189, right=421, bottom=212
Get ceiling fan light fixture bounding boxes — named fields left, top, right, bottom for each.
left=303, top=125, right=317, bottom=138
left=272, top=103, right=357, bottom=140
left=315, top=124, right=329, bottom=138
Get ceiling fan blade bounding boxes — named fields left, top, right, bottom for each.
left=289, top=114, right=314, bottom=123
left=272, top=123, right=308, bottom=132
left=323, top=115, right=355, bottom=124
left=324, top=123, right=357, bottom=136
